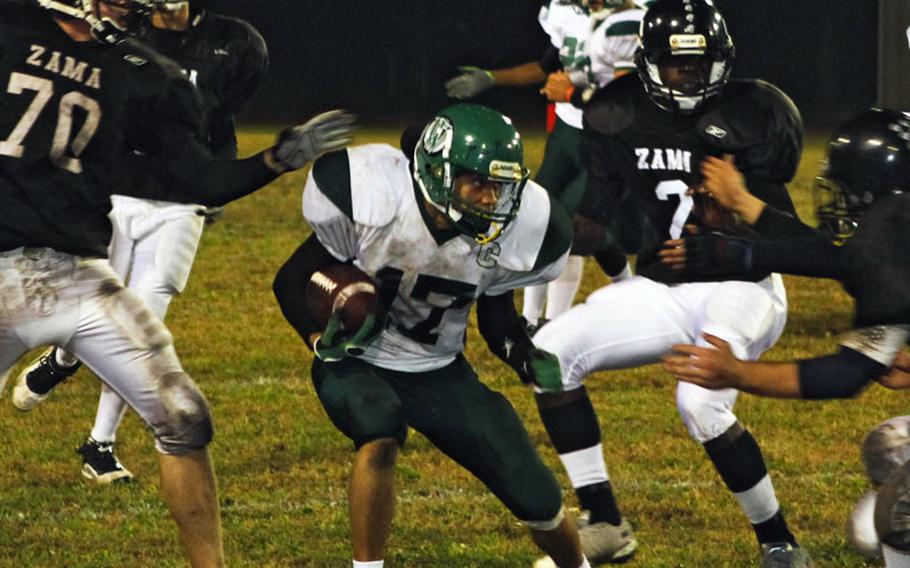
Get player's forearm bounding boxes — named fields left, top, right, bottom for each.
left=476, top=291, right=533, bottom=365
left=726, top=360, right=804, bottom=399
left=273, top=235, right=342, bottom=349
left=491, top=62, right=547, bottom=87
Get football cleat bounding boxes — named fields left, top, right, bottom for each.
left=578, top=516, right=638, bottom=565
left=77, top=438, right=134, bottom=484
left=760, top=542, right=811, bottom=568
left=12, top=348, right=81, bottom=412
left=534, top=515, right=637, bottom=567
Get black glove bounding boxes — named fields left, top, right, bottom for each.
left=683, top=232, right=754, bottom=279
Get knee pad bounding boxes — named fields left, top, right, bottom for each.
left=523, top=505, right=565, bottom=532
left=863, top=416, right=910, bottom=486
left=675, top=382, right=738, bottom=443
left=875, top=461, right=910, bottom=552
left=154, top=372, right=214, bottom=454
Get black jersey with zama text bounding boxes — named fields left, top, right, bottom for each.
left=139, top=12, right=267, bottom=158
left=0, top=5, right=276, bottom=257
left=581, top=74, right=803, bottom=283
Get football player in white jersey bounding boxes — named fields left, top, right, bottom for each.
left=444, top=0, right=634, bottom=336
left=274, top=104, right=595, bottom=568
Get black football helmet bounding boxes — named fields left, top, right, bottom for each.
left=815, top=108, right=910, bottom=243
left=634, top=0, right=734, bottom=113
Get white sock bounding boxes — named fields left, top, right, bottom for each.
left=54, top=348, right=79, bottom=368
left=353, top=561, right=384, bottom=568
left=523, top=283, right=547, bottom=324
left=545, top=255, right=584, bottom=320
left=732, top=475, right=780, bottom=524
left=90, top=385, right=129, bottom=444
left=608, top=262, right=633, bottom=283
left=558, top=444, right=609, bottom=489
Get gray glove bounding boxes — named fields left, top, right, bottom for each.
left=272, top=110, right=356, bottom=172
left=444, top=66, right=495, bottom=99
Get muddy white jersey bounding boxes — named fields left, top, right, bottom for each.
left=588, top=8, right=644, bottom=87
left=303, top=144, right=572, bottom=372
left=538, top=1, right=602, bottom=128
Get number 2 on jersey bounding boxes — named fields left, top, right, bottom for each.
left=0, top=72, right=101, bottom=174
left=655, top=179, right=693, bottom=239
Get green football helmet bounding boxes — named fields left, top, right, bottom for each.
left=413, top=104, right=529, bottom=244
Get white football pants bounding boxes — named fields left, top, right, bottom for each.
left=534, top=275, right=787, bottom=443
left=0, top=248, right=209, bottom=453
left=89, top=196, right=205, bottom=442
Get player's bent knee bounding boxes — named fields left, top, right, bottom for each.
left=154, top=372, right=214, bottom=454
left=676, top=385, right=737, bottom=443
left=875, top=461, right=910, bottom=552
left=863, top=416, right=910, bottom=486
left=348, top=397, right=407, bottom=449
left=506, top=463, right=564, bottom=524
left=357, top=437, right=399, bottom=470
left=523, top=505, right=566, bottom=532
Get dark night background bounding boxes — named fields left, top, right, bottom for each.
left=211, top=1, right=893, bottom=130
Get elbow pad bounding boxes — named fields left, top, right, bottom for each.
left=798, top=347, right=887, bottom=399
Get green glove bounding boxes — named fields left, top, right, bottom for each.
left=314, top=312, right=382, bottom=363
left=518, top=347, right=563, bottom=392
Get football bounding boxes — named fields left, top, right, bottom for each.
left=306, top=264, right=382, bottom=332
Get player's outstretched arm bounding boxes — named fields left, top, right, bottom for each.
left=663, top=334, right=804, bottom=398
left=135, top=110, right=356, bottom=207
left=264, top=110, right=356, bottom=174
left=445, top=62, right=548, bottom=99
left=665, top=334, right=888, bottom=400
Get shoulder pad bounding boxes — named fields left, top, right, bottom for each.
left=311, top=144, right=408, bottom=228
left=697, top=79, right=804, bottom=181
left=602, top=9, right=644, bottom=37
left=495, top=182, right=570, bottom=272
left=583, top=74, right=640, bottom=135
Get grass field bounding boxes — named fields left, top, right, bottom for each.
left=0, top=125, right=905, bottom=567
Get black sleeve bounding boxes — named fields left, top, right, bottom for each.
left=207, top=112, right=238, bottom=159
left=273, top=234, right=344, bottom=347
left=750, top=237, right=850, bottom=280
left=752, top=205, right=820, bottom=240
left=743, top=177, right=797, bottom=217
left=476, top=291, right=536, bottom=367
left=539, top=44, right=562, bottom=74
left=572, top=130, right=625, bottom=254
left=797, top=347, right=887, bottom=399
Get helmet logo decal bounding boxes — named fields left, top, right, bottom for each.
left=669, top=34, right=707, bottom=51
left=489, top=160, right=523, bottom=181
left=421, top=116, right=454, bottom=156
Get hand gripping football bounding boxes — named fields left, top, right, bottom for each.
left=305, top=264, right=382, bottom=332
